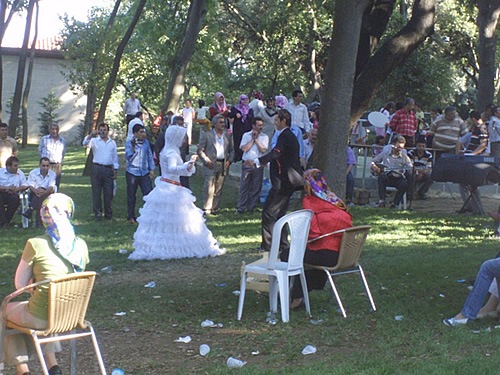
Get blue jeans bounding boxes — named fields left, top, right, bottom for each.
left=462, top=258, right=500, bottom=319
left=126, top=172, right=153, bottom=220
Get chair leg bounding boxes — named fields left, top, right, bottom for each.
left=237, top=272, right=247, bottom=320
left=89, top=326, right=107, bottom=375
left=31, top=334, right=50, bottom=375
left=325, top=271, right=347, bottom=318
left=268, top=276, right=279, bottom=314
left=70, top=334, right=77, bottom=375
left=276, top=272, right=289, bottom=323
left=358, top=266, right=376, bottom=312
left=299, top=271, right=311, bottom=317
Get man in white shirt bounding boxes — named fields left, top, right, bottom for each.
left=0, top=156, right=28, bottom=227
left=284, top=89, right=311, bottom=135
left=25, top=157, right=56, bottom=228
left=38, top=123, right=66, bottom=189
left=236, top=117, right=269, bottom=213
left=124, top=92, right=141, bottom=125
left=182, top=99, right=196, bottom=145
left=83, top=123, right=119, bottom=220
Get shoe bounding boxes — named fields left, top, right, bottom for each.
left=235, top=209, right=245, bottom=214
left=487, top=211, right=500, bottom=221
left=94, top=213, right=102, bottom=220
left=48, top=365, right=62, bottom=375
left=442, top=317, right=468, bottom=326
left=128, top=218, right=137, bottom=224
left=377, top=201, right=385, bottom=208
left=211, top=210, right=219, bottom=216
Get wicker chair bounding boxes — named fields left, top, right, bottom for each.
left=1, top=271, right=106, bottom=375
left=305, top=225, right=376, bottom=318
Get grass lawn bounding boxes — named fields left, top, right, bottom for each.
left=1, top=145, right=500, bottom=374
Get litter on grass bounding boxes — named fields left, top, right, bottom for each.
left=174, top=336, right=192, bottom=343
left=227, top=357, right=246, bottom=368
left=301, top=345, right=317, bottom=355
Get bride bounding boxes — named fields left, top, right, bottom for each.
left=128, top=124, right=225, bottom=260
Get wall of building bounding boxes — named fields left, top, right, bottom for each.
left=1, top=50, right=86, bottom=145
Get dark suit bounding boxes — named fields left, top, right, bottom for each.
left=197, top=129, right=234, bottom=213
left=258, top=127, right=302, bottom=251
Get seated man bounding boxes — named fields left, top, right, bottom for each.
left=0, top=156, right=28, bottom=227
left=25, top=157, right=56, bottom=228
left=371, top=136, right=413, bottom=208
left=456, top=110, right=489, bottom=215
left=407, top=138, right=433, bottom=200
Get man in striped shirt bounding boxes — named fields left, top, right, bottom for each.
left=428, top=106, right=468, bottom=156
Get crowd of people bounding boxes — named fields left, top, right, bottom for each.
left=3, top=90, right=500, bottom=373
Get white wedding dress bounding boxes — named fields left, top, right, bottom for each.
left=128, top=126, right=224, bottom=260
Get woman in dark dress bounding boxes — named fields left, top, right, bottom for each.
left=230, top=94, right=254, bottom=162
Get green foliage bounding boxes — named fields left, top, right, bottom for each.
left=37, top=91, right=62, bottom=136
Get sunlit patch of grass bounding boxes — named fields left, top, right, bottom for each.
left=2, top=146, right=500, bottom=373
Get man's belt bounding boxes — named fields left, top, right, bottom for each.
left=93, top=163, right=113, bottom=168
left=216, top=159, right=225, bottom=162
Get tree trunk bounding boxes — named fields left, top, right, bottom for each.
left=8, top=0, right=35, bottom=138
left=163, top=0, right=208, bottom=113
left=350, top=0, right=436, bottom=121
left=21, top=0, right=39, bottom=148
left=315, top=0, right=370, bottom=198
left=0, top=0, right=23, bottom=119
left=355, top=1, right=395, bottom=76
left=96, top=0, right=146, bottom=125
left=306, top=3, right=321, bottom=102
left=477, top=0, right=500, bottom=112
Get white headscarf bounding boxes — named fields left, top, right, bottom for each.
left=160, top=125, right=187, bottom=158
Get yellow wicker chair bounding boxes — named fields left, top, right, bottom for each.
left=305, top=225, right=376, bottom=318
left=1, top=271, right=106, bottom=375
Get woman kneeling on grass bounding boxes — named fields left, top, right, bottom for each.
left=280, top=169, right=353, bottom=310
left=0, top=193, right=89, bottom=375
left=443, top=258, right=500, bottom=326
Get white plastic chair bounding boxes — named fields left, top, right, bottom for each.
left=385, top=186, right=407, bottom=209
left=237, top=209, right=313, bottom=323
left=19, top=190, right=30, bottom=228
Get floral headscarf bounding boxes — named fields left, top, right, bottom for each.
left=235, top=94, right=250, bottom=121
left=41, top=193, right=86, bottom=272
left=303, top=169, right=348, bottom=211
left=214, top=92, right=227, bottom=113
